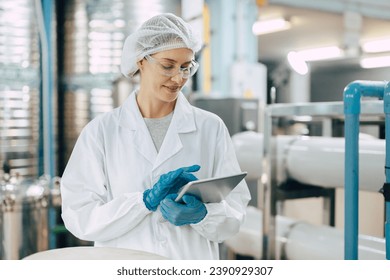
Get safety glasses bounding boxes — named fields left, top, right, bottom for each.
left=145, top=55, right=199, bottom=79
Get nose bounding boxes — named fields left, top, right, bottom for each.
left=171, top=71, right=185, bottom=83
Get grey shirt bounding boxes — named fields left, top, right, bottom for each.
left=143, top=112, right=173, bottom=152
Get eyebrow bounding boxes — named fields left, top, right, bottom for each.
left=159, top=57, right=193, bottom=64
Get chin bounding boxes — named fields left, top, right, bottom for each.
left=163, top=87, right=181, bottom=99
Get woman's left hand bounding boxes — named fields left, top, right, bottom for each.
left=160, top=194, right=207, bottom=226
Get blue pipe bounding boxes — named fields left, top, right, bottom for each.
left=42, top=0, right=54, bottom=178
left=384, top=81, right=390, bottom=260
left=42, top=0, right=56, bottom=249
left=343, top=80, right=386, bottom=260
left=343, top=82, right=360, bottom=260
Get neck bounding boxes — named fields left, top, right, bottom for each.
left=136, top=91, right=176, bottom=118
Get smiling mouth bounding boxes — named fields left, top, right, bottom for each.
left=165, top=86, right=180, bottom=91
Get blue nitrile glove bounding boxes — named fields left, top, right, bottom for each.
left=160, top=193, right=207, bottom=226
left=143, top=165, right=200, bottom=211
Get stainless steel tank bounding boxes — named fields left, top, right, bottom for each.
left=0, top=0, right=59, bottom=259
left=0, top=0, right=41, bottom=179
left=0, top=172, right=50, bottom=260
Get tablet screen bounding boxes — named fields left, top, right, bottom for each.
left=175, top=172, right=247, bottom=203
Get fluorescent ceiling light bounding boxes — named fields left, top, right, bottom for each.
left=287, top=51, right=309, bottom=75
left=361, top=38, right=390, bottom=53
left=252, top=17, right=291, bottom=35
left=360, top=56, right=390, bottom=69
left=296, top=46, right=344, bottom=61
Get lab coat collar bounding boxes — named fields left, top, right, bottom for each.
left=172, top=92, right=196, bottom=133
left=118, top=90, right=196, bottom=132
left=118, top=92, right=157, bottom=164
left=118, top=90, right=196, bottom=167
left=118, top=90, right=143, bottom=131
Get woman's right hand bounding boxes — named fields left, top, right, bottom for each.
left=143, top=165, right=200, bottom=211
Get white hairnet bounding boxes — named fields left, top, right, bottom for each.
left=120, top=13, right=202, bottom=77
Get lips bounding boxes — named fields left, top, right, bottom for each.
left=165, top=86, right=180, bottom=91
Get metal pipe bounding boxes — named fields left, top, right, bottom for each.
left=233, top=129, right=387, bottom=259
left=383, top=81, right=390, bottom=259
left=35, top=0, right=55, bottom=178
left=35, top=0, right=56, bottom=249
left=285, top=136, right=385, bottom=191
left=261, top=108, right=275, bottom=259
left=234, top=98, right=386, bottom=260
left=343, top=80, right=386, bottom=260
left=225, top=206, right=386, bottom=260
left=233, top=132, right=386, bottom=192
left=344, top=113, right=359, bottom=260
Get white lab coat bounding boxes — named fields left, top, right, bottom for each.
left=61, top=91, right=251, bottom=260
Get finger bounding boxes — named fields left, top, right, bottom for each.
left=166, top=173, right=197, bottom=193
left=160, top=205, right=170, bottom=220
left=166, top=168, right=184, bottom=181
left=181, top=194, right=198, bottom=205
left=159, top=169, right=184, bottom=189
left=169, top=174, right=196, bottom=193
left=165, top=193, right=178, bottom=201
left=164, top=165, right=199, bottom=187
left=180, top=172, right=198, bottom=183
left=161, top=196, right=188, bottom=211
left=161, top=196, right=178, bottom=208
left=181, top=164, right=200, bottom=173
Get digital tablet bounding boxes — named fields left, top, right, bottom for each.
left=175, top=172, right=247, bottom=203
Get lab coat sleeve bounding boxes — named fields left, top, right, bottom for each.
left=60, top=120, right=150, bottom=242
left=190, top=123, right=251, bottom=243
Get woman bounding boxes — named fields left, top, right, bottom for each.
left=61, top=13, right=251, bottom=260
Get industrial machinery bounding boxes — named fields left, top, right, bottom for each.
left=230, top=131, right=386, bottom=260
left=229, top=89, right=389, bottom=260
left=0, top=168, right=50, bottom=259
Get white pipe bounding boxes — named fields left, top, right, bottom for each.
left=232, top=131, right=263, bottom=180
left=286, top=135, right=385, bottom=192
left=285, top=222, right=385, bottom=260
left=232, top=131, right=385, bottom=192
left=225, top=206, right=386, bottom=259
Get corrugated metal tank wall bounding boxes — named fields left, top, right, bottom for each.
left=61, top=0, right=181, bottom=170
left=0, top=0, right=41, bottom=178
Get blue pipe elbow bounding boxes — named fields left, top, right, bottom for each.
left=344, top=80, right=387, bottom=114
left=344, top=81, right=362, bottom=115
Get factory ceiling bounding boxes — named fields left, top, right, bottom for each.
left=257, top=1, right=390, bottom=69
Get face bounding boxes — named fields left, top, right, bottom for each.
left=138, top=48, right=195, bottom=103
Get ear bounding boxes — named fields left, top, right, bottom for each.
left=137, top=59, right=144, bottom=71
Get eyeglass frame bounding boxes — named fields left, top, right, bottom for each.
left=144, top=55, right=199, bottom=79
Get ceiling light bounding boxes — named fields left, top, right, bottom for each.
left=296, top=46, right=344, bottom=61
left=287, top=51, right=309, bottom=75
left=252, top=17, right=291, bottom=35
left=361, top=38, right=390, bottom=53
left=360, top=56, right=390, bottom=69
